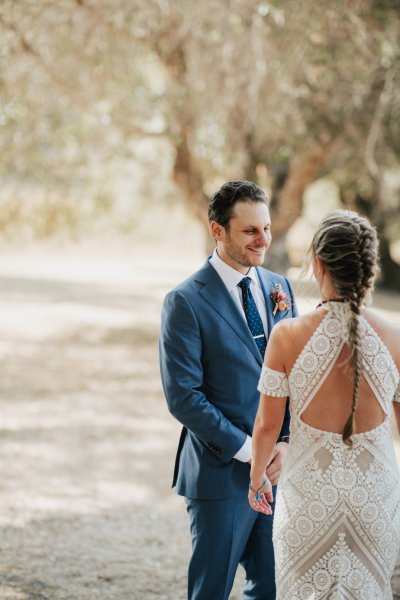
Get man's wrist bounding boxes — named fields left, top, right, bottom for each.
left=233, top=435, right=252, bottom=463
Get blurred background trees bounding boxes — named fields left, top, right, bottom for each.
left=1, top=0, right=399, bottom=287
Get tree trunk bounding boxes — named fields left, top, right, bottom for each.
left=155, top=34, right=210, bottom=235
left=260, top=143, right=334, bottom=273
left=354, top=196, right=400, bottom=292
left=270, top=141, right=334, bottom=239
left=172, top=136, right=209, bottom=229
left=377, top=233, right=400, bottom=291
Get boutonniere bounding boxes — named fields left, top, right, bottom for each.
left=270, top=283, right=290, bottom=316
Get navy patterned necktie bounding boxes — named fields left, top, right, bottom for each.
left=238, top=277, right=267, bottom=358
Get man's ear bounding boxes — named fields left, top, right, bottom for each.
left=210, top=221, right=224, bottom=241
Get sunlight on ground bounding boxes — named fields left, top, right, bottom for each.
left=0, top=243, right=398, bottom=599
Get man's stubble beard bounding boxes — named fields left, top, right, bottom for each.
left=224, top=235, right=266, bottom=269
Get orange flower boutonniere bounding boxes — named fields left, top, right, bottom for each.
left=270, top=283, right=290, bottom=316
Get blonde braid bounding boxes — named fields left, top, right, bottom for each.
left=311, top=210, right=379, bottom=446
left=342, top=296, right=362, bottom=446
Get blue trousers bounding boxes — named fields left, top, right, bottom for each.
left=185, top=494, right=275, bottom=600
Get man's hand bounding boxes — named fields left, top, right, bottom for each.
left=265, top=441, right=289, bottom=485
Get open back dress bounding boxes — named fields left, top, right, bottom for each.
left=258, top=302, right=400, bottom=599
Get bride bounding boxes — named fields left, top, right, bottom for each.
left=249, top=210, right=400, bottom=599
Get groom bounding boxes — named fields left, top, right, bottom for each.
left=159, top=180, right=298, bottom=599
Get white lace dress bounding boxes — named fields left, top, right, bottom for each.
left=258, top=302, right=400, bottom=600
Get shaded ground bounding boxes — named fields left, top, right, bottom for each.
left=0, top=247, right=246, bottom=600
left=0, top=246, right=399, bottom=599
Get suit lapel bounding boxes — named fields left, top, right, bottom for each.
left=195, top=261, right=262, bottom=365
left=257, top=268, right=275, bottom=334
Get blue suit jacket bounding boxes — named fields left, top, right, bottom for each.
left=159, top=259, right=298, bottom=500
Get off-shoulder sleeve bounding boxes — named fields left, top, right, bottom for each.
left=257, top=365, right=289, bottom=397
left=394, top=379, right=400, bottom=403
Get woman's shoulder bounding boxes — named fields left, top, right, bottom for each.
left=362, top=307, right=400, bottom=335
left=267, top=309, right=327, bottom=374
left=274, top=308, right=325, bottom=334
left=271, top=309, right=326, bottom=355
left=362, top=307, right=400, bottom=366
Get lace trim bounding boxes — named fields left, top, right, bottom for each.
left=258, top=365, right=289, bottom=397
left=394, top=380, right=400, bottom=403
left=289, top=308, right=347, bottom=414
left=362, top=320, right=399, bottom=406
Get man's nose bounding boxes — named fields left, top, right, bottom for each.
left=258, top=231, right=270, bottom=246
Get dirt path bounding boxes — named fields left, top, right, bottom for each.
left=0, top=247, right=399, bottom=599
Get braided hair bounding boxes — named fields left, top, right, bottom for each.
left=310, top=210, right=379, bottom=446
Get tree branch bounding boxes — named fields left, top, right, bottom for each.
left=271, top=140, right=337, bottom=238
left=364, top=68, right=394, bottom=183
left=0, top=14, right=168, bottom=140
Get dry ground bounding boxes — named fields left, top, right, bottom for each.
left=0, top=244, right=399, bottom=599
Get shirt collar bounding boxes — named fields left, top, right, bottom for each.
left=209, top=249, right=259, bottom=293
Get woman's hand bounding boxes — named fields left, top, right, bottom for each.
left=248, top=476, right=273, bottom=515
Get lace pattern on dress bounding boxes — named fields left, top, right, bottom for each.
left=258, top=365, right=289, bottom=397
left=272, top=301, right=400, bottom=600
left=362, top=321, right=399, bottom=409
left=288, top=306, right=349, bottom=415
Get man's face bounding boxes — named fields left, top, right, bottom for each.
left=211, top=201, right=272, bottom=274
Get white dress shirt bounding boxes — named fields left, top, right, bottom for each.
left=209, top=249, right=268, bottom=463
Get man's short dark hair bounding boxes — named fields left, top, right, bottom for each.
left=208, top=180, right=268, bottom=229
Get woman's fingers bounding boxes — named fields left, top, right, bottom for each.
left=248, top=491, right=272, bottom=515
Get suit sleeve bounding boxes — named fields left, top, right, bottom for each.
left=159, top=290, right=247, bottom=463
left=285, top=276, right=299, bottom=317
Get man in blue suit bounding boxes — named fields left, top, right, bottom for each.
left=159, top=181, right=298, bottom=599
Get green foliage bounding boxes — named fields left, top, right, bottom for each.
left=0, top=0, right=399, bottom=250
